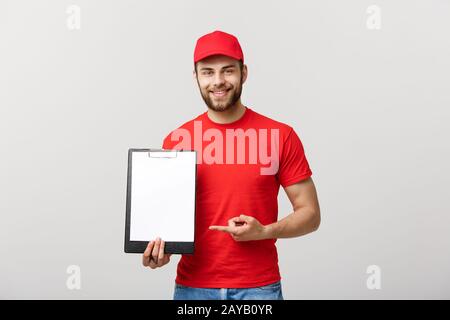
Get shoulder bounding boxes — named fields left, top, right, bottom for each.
left=162, top=112, right=204, bottom=148
left=249, top=108, right=295, bottom=140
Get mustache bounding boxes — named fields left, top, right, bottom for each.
left=209, top=84, right=232, bottom=90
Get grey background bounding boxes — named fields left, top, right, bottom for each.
left=1, top=0, right=449, bottom=299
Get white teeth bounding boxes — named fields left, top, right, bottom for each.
left=212, top=90, right=227, bottom=94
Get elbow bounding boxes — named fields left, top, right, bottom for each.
left=311, top=210, right=321, bottom=232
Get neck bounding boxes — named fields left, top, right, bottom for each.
left=207, top=100, right=246, bottom=124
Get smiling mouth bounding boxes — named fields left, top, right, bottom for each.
left=210, top=89, right=230, bottom=97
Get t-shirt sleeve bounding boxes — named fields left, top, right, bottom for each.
left=276, top=128, right=313, bottom=188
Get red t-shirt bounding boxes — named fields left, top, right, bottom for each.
left=162, top=106, right=312, bottom=288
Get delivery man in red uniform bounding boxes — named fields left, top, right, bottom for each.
left=142, top=30, right=321, bottom=300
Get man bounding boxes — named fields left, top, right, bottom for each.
left=142, top=30, right=321, bottom=300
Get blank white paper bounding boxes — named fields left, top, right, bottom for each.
left=129, top=150, right=196, bottom=242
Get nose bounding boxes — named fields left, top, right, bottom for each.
left=212, top=71, right=226, bottom=88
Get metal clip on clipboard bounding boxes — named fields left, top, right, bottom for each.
left=148, top=148, right=182, bottom=159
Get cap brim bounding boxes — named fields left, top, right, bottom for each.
left=194, top=50, right=242, bottom=63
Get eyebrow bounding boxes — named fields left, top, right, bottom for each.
left=199, top=64, right=237, bottom=71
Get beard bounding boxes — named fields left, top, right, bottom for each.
left=197, top=73, right=243, bottom=112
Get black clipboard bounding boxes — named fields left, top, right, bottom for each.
left=124, top=148, right=197, bottom=254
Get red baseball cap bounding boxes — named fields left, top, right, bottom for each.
left=194, top=30, right=244, bottom=64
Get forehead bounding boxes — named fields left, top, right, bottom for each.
left=197, top=55, right=240, bottom=69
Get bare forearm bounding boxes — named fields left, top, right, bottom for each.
left=264, top=207, right=320, bottom=239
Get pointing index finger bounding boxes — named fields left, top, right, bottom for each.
left=209, top=225, right=237, bottom=235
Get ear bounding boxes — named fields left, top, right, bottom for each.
left=193, top=69, right=197, bottom=79
left=242, top=64, right=248, bottom=84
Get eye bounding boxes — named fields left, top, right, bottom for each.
left=225, top=69, right=234, bottom=74
left=202, top=70, right=213, bottom=76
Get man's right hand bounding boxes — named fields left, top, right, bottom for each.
left=142, top=237, right=172, bottom=269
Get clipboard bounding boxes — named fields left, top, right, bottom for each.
left=124, top=148, right=197, bottom=254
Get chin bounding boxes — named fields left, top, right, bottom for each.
left=209, top=104, right=232, bottom=112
